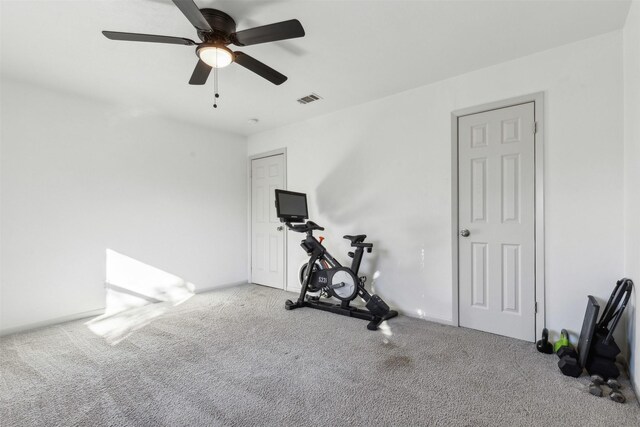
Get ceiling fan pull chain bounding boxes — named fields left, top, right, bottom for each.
left=213, top=67, right=220, bottom=108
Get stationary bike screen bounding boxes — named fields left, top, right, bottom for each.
left=275, top=190, right=308, bottom=223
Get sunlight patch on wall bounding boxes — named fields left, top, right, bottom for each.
left=86, top=249, right=195, bottom=344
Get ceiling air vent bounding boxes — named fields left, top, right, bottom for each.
left=297, top=93, right=322, bottom=105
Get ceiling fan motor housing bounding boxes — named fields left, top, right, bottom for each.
left=197, top=9, right=237, bottom=45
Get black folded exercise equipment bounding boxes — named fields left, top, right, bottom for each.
left=576, top=278, right=633, bottom=380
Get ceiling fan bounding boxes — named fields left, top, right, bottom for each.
left=102, top=0, right=305, bottom=86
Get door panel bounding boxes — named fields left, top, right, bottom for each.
left=471, top=242, right=488, bottom=308
left=458, top=102, right=535, bottom=342
left=251, top=155, right=285, bottom=288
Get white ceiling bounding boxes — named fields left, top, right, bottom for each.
left=0, top=0, right=632, bottom=136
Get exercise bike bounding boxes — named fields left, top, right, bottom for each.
left=274, top=189, right=398, bottom=330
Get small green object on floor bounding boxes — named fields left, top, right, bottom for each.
left=553, top=329, right=571, bottom=354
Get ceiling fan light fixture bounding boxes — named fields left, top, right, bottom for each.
left=197, top=45, right=233, bottom=68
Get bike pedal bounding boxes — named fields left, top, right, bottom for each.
left=360, top=276, right=367, bottom=283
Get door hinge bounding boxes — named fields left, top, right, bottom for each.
left=533, top=122, right=538, bottom=135
left=535, top=302, right=538, bottom=313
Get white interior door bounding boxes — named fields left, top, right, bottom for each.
left=251, top=154, right=285, bottom=288
left=458, top=102, right=536, bottom=342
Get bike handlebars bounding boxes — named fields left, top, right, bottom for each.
left=286, top=221, right=372, bottom=250
left=285, top=220, right=324, bottom=233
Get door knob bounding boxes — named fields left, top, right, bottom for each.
left=277, top=226, right=284, bottom=231
left=460, top=229, right=470, bottom=237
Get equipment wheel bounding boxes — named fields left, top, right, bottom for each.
left=326, top=267, right=359, bottom=301
left=299, top=261, right=324, bottom=291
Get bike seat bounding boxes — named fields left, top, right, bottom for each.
left=343, top=234, right=367, bottom=244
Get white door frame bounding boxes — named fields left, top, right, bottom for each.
left=451, top=92, right=545, bottom=341
left=248, top=148, right=288, bottom=289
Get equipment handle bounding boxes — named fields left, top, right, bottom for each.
left=602, top=279, right=633, bottom=344
left=353, top=242, right=373, bottom=249
left=307, top=221, right=324, bottom=231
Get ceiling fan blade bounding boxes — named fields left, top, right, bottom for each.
left=189, top=59, right=212, bottom=85
left=171, top=0, right=212, bottom=32
left=232, top=19, right=305, bottom=46
left=234, top=52, right=287, bottom=85
left=102, top=31, right=197, bottom=45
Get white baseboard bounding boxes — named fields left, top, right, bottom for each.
left=398, top=309, right=457, bottom=326
left=1, top=281, right=457, bottom=337
left=275, top=287, right=456, bottom=327
left=0, top=280, right=250, bottom=337
left=0, top=308, right=106, bottom=337
left=194, top=281, right=249, bottom=294
left=627, top=367, right=638, bottom=407
left=620, top=358, right=639, bottom=407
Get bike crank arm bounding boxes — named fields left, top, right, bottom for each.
left=329, top=282, right=346, bottom=289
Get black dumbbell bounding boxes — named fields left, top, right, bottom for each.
left=607, top=379, right=626, bottom=403
left=558, top=356, right=582, bottom=377
left=555, top=330, right=583, bottom=378
left=588, top=375, right=604, bottom=397
left=557, top=346, right=578, bottom=360
left=585, top=356, right=620, bottom=380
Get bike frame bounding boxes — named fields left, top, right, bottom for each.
left=284, top=221, right=398, bottom=330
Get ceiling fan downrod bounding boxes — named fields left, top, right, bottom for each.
left=213, top=68, right=220, bottom=109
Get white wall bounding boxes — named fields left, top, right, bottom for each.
left=624, top=0, right=640, bottom=391
left=0, top=77, right=248, bottom=333
left=248, top=32, right=625, bottom=341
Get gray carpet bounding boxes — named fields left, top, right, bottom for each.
left=1, top=284, right=639, bottom=426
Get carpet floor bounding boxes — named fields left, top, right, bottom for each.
left=1, top=284, right=639, bottom=426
